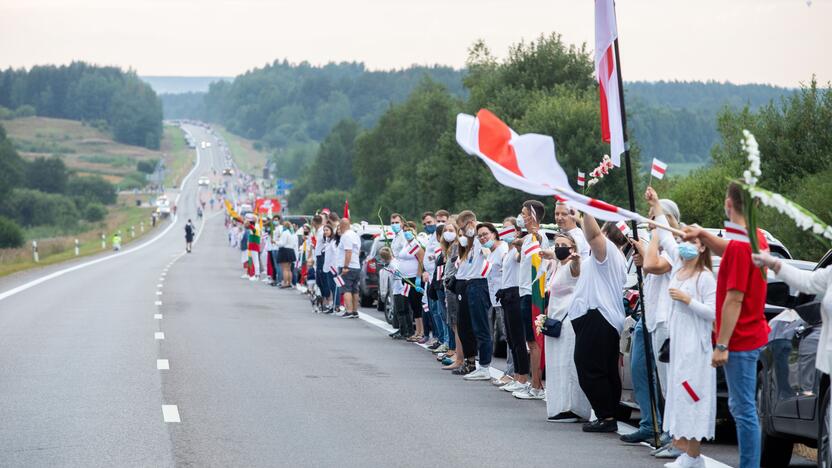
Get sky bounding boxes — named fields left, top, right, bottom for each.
left=0, top=0, right=829, bottom=87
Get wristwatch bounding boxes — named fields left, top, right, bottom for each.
left=715, top=344, right=729, bottom=352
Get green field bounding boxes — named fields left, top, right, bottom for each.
left=0, top=194, right=161, bottom=277
left=215, top=126, right=269, bottom=175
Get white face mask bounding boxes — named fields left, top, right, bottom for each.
left=458, top=236, right=469, bottom=247
left=442, top=231, right=457, bottom=242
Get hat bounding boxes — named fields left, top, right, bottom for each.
left=659, top=199, right=681, bottom=223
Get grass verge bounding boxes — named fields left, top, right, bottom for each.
left=214, top=126, right=269, bottom=175
left=161, top=125, right=194, bottom=188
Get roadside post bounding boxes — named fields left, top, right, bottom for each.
left=131, top=226, right=135, bottom=238
left=75, top=239, right=80, bottom=256
left=140, top=222, right=144, bottom=233
left=32, top=240, right=39, bottom=263
left=101, top=233, right=106, bottom=250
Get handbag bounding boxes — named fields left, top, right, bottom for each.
left=542, top=318, right=562, bottom=338
left=658, top=338, right=670, bottom=363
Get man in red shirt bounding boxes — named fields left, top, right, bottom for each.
left=684, top=182, right=769, bottom=468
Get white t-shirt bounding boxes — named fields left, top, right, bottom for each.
left=422, top=233, right=440, bottom=276
left=456, top=238, right=488, bottom=280
left=487, top=242, right=509, bottom=305
left=644, top=251, right=672, bottom=332
left=568, top=227, right=591, bottom=259
left=323, top=239, right=337, bottom=272
left=313, top=226, right=325, bottom=256
left=339, top=229, right=361, bottom=269
left=501, top=247, right=521, bottom=289
left=568, top=238, right=628, bottom=334
left=519, top=233, right=550, bottom=296
left=397, top=239, right=422, bottom=278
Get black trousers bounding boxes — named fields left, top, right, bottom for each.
left=572, top=309, right=622, bottom=420
left=456, top=280, right=478, bottom=361
left=394, top=294, right=413, bottom=336
left=499, top=287, right=530, bottom=375
left=404, top=277, right=423, bottom=319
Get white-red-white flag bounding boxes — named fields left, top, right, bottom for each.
left=616, top=220, right=631, bottom=236
left=651, top=158, right=668, bottom=179
left=723, top=221, right=750, bottom=243
left=595, top=0, right=625, bottom=167
left=577, top=171, right=586, bottom=187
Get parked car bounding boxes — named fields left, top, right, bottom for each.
left=356, top=230, right=381, bottom=307
left=757, top=249, right=832, bottom=467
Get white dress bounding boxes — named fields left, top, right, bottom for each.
left=663, top=269, right=717, bottom=440
left=545, top=261, right=591, bottom=419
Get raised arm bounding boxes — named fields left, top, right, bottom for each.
left=582, top=213, right=606, bottom=262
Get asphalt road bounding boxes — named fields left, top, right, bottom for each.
left=0, top=126, right=811, bottom=467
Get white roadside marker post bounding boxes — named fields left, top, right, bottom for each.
left=32, top=240, right=39, bottom=263
left=74, top=239, right=80, bottom=256
left=131, top=226, right=135, bottom=238
left=101, top=233, right=106, bottom=250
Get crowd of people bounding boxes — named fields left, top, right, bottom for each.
left=223, top=181, right=809, bottom=468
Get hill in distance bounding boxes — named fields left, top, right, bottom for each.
left=140, top=76, right=231, bottom=94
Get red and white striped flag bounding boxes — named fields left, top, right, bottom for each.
left=595, top=0, right=625, bottom=166
left=329, top=266, right=338, bottom=275
left=723, top=221, right=750, bottom=243
left=343, top=199, right=350, bottom=219
left=408, top=242, right=420, bottom=256
left=334, top=275, right=345, bottom=287
left=480, top=260, right=493, bottom=278
left=497, top=226, right=515, bottom=240
left=403, top=283, right=411, bottom=296
left=436, top=264, right=444, bottom=280
left=577, top=171, right=586, bottom=187
left=524, top=241, right=541, bottom=257
left=616, top=220, right=631, bottom=237
left=651, top=158, right=668, bottom=179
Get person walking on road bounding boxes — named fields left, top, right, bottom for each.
left=185, top=219, right=195, bottom=253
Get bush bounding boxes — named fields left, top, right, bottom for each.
left=0, top=216, right=24, bottom=248
left=67, top=175, right=117, bottom=205
left=0, top=188, right=80, bottom=227
left=300, top=189, right=350, bottom=216
left=665, top=164, right=734, bottom=228
left=14, top=105, right=36, bottom=118
left=136, top=159, right=158, bottom=174
left=84, top=203, right=107, bottom=222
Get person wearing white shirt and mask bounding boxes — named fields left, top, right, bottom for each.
left=555, top=202, right=590, bottom=258
left=388, top=213, right=410, bottom=339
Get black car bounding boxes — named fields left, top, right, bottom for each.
left=357, top=234, right=380, bottom=307
left=757, top=249, right=832, bottom=467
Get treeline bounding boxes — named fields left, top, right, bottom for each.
left=626, top=81, right=793, bottom=165
left=0, top=62, right=163, bottom=149
left=656, top=79, right=832, bottom=260
left=290, top=34, right=639, bottom=221
left=0, top=124, right=117, bottom=248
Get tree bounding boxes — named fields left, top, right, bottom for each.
left=67, top=176, right=117, bottom=205
left=26, top=156, right=68, bottom=194
left=0, top=124, right=25, bottom=200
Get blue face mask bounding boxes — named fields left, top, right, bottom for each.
left=404, top=231, right=414, bottom=241
left=678, top=242, right=700, bottom=261
left=483, top=239, right=495, bottom=249
left=516, top=214, right=526, bottom=229
left=424, top=225, right=436, bottom=234
left=391, top=223, right=401, bottom=233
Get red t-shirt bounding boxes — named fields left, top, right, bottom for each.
left=715, top=230, right=770, bottom=351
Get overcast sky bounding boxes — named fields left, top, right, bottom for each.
left=0, top=0, right=828, bottom=87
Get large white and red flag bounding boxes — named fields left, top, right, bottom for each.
left=596, top=0, right=625, bottom=167
left=455, top=110, right=644, bottom=224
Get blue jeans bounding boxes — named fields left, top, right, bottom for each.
left=437, top=289, right=455, bottom=350
left=466, top=279, right=493, bottom=366
left=724, top=348, right=762, bottom=468
left=630, top=317, right=661, bottom=434
left=429, top=296, right=448, bottom=344
left=325, top=272, right=341, bottom=307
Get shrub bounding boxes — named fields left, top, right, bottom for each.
left=0, top=216, right=24, bottom=248
left=84, top=203, right=107, bottom=222
left=0, top=188, right=80, bottom=227
left=67, top=175, right=117, bottom=205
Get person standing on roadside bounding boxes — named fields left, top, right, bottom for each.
left=388, top=213, right=409, bottom=339
left=496, top=218, right=527, bottom=391
left=569, top=211, right=628, bottom=432
left=554, top=202, right=590, bottom=258
left=185, top=219, right=195, bottom=253
left=337, top=218, right=362, bottom=319
left=421, top=212, right=447, bottom=348
left=683, top=182, right=769, bottom=468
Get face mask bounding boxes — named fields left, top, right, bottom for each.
left=483, top=239, right=494, bottom=249
left=516, top=214, right=526, bottom=229
left=443, top=231, right=456, bottom=243
left=404, top=231, right=414, bottom=241
left=555, top=246, right=571, bottom=261
left=459, top=236, right=469, bottom=247
left=391, top=223, right=401, bottom=233
left=465, top=228, right=476, bottom=237
left=678, top=242, right=700, bottom=261
left=424, top=225, right=436, bottom=235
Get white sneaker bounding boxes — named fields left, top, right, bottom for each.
left=248, top=276, right=257, bottom=281
left=514, top=387, right=545, bottom=400
left=500, top=381, right=527, bottom=393
left=240, top=274, right=248, bottom=279
left=463, top=367, right=492, bottom=381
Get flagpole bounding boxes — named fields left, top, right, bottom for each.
left=613, top=35, right=662, bottom=448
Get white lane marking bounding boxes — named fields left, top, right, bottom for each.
left=154, top=332, right=165, bottom=340
left=353, top=310, right=734, bottom=468
left=157, top=359, right=169, bottom=370
left=157, top=283, right=163, bottom=288
left=162, top=405, right=180, bottom=423
left=156, top=291, right=162, bottom=296
left=155, top=300, right=162, bottom=306
left=0, top=146, right=202, bottom=303
left=154, top=313, right=163, bottom=320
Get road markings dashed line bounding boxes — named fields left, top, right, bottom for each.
left=154, top=332, right=165, bottom=340
left=156, top=291, right=162, bottom=296
left=154, top=313, right=163, bottom=319
left=162, top=405, right=180, bottom=423
left=157, top=359, right=169, bottom=370
left=155, top=300, right=162, bottom=306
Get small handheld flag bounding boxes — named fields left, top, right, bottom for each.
left=616, top=220, right=632, bottom=237
left=577, top=171, right=586, bottom=187
left=651, top=158, right=668, bottom=180
left=334, top=275, right=345, bottom=287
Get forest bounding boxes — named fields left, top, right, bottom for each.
left=0, top=62, right=163, bottom=149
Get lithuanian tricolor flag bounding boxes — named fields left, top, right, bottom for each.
left=530, top=235, right=547, bottom=362
left=247, top=223, right=261, bottom=252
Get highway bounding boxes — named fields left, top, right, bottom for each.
left=0, top=126, right=811, bottom=467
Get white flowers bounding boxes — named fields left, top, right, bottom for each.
left=741, top=129, right=761, bottom=187
left=748, top=185, right=832, bottom=243
left=587, top=154, right=614, bottom=187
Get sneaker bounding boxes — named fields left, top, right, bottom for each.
left=240, top=274, right=248, bottom=279
left=654, top=446, right=684, bottom=459
left=440, top=357, right=454, bottom=366
left=620, top=429, right=656, bottom=444
left=581, top=419, right=618, bottom=433
left=452, top=363, right=475, bottom=375
left=427, top=341, right=442, bottom=351
left=432, top=344, right=449, bottom=354
left=514, top=387, right=545, bottom=400
left=388, top=330, right=401, bottom=338
left=500, top=381, right=527, bottom=393
left=664, top=454, right=702, bottom=468
left=547, top=411, right=580, bottom=423
left=341, top=312, right=359, bottom=319
left=463, top=367, right=492, bottom=381
left=248, top=276, right=257, bottom=281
